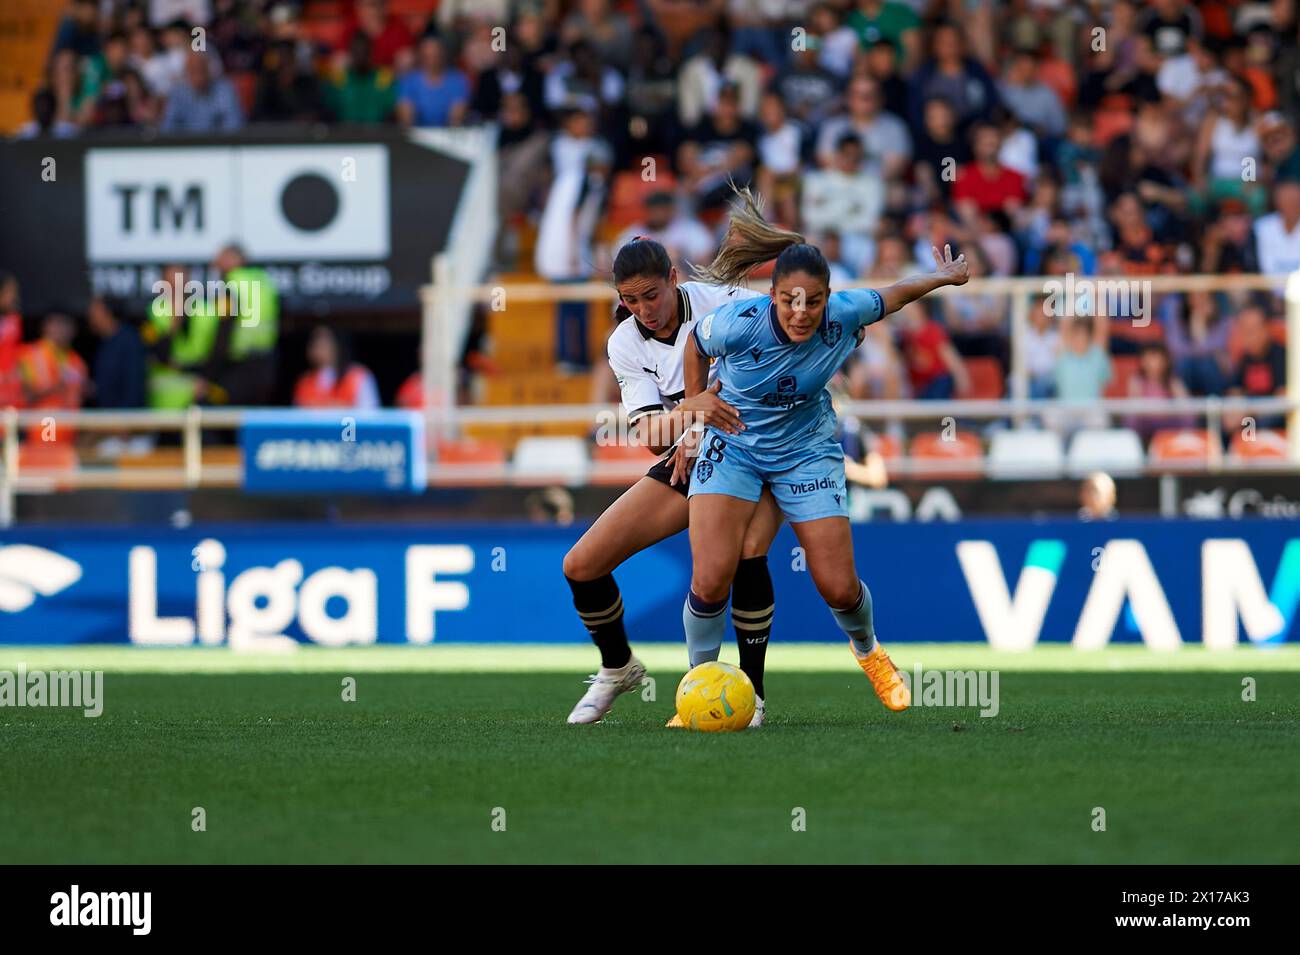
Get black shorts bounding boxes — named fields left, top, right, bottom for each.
left=646, top=451, right=689, bottom=497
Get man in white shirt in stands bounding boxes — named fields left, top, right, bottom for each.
left=1253, top=179, right=1300, bottom=276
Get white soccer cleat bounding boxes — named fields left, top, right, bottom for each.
left=747, top=696, right=765, bottom=728
left=566, top=656, right=647, bottom=724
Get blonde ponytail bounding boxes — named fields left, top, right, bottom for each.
left=692, top=185, right=804, bottom=287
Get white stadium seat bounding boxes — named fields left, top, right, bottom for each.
left=987, top=429, right=1065, bottom=479
left=1066, top=428, right=1146, bottom=478
left=511, top=437, right=591, bottom=484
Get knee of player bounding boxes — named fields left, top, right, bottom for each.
left=819, top=578, right=862, bottom=612
left=562, top=547, right=596, bottom=581
left=690, top=574, right=732, bottom=605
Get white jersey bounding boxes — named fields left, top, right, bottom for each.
left=608, top=281, right=763, bottom=422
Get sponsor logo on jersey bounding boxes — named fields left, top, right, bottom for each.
left=787, top=476, right=839, bottom=495
left=750, top=347, right=763, bottom=362
left=700, top=314, right=714, bottom=340
left=758, top=374, right=809, bottom=409
left=641, top=365, right=659, bottom=377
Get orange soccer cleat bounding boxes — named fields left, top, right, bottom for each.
left=850, top=640, right=911, bottom=712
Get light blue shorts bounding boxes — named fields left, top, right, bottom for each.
left=687, top=430, right=848, bottom=523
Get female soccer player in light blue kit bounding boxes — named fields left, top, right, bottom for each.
left=676, top=218, right=969, bottom=711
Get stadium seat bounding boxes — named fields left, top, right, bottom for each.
left=963, top=356, right=1005, bottom=399
left=987, top=429, right=1065, bottom=479
left=1103, top=354, right=1139, bottom=398
left=606, top=168, right=678, bottom=232
left=867, top=432, right=901, bottom=460
left=590, top=442, right=657, bottom=486
left=433, top=438, right=507, bottom=485
left=511, top=436, right=591, bottom=485
left=17, top=443, right=78, bottom=472
left=1148, top=429, right=1213, bottom=467
left=908, top=431, right=983, bottom=479
left=1229, top=428, right=1290, bottom=463
left=1066, top=428, right=1146, bottom=477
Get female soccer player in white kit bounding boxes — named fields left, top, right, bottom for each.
left=563, top=230, right=801, bottom=726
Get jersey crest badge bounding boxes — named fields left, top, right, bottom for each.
left=819, top=320, right=843, bottom=347
left=695, top=459, right=714, bottom=483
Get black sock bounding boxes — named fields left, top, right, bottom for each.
left=730, top=556, right=773, bottom=699
left=566, top=573, right=632, bottom=669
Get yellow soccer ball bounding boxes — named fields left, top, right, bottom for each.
left=675, top=661, right=755, bottom=732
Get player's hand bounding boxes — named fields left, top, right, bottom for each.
left=670, top=427, right=702, bottom=486
left=932, top=243, right=969, bottom=287
left=682, top=381, right=743, bottom=435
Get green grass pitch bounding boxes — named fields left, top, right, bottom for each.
left=1, top=644, right=1297, bottom=864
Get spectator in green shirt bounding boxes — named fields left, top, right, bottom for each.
left=325, top=33, right=397, bottom=124
left=847, top=0, right=921, bottom=71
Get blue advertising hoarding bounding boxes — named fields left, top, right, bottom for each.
left=1, top=519, right=1298, bottom=648
left=240, top=410, right=426, bottom=494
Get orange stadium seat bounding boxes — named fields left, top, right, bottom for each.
left=590, top=442, right=657, bottom=486
left=909, top=431, right=983, bottom=479
left=963, top=356, right=1004, bottom=399
left=1148, top=428, right=1212, bottom=466
left=1229, top=428, right=1289, bottom=462
left=433, top=438, right=507, bottom=484
left=867, top=432, right=901, bottom=461
left=606, top=167, right=677, bottom=232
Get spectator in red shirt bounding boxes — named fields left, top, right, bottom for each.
left=952, top=122, right=1027, bottom=221
left=0, top=272, right=22, bottom=409
left=1226, top=305, right=1287, bottom=431
left=897, top=300, right=970, bottom=400
left=347, top=0, right=414, bottom=72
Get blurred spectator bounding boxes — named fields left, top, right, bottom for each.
left=755, top=92, right=803, bottom=227
left=293, top=326, right=380, bottom=410
left=623, top=26, right=679, bottom=162
left=471, top=25, right=546, bottom=122
left=847, top=0, right=921, bottom=71
left=677, top=83, right=758, bottom=211
left=253, top=39, right=324, bottom=122
left=1252, top=180, right=1300, bottom=275
left=209, top=244, right=280, bottom=406
left=87, top=297, right=146, bottom=410
left=562, top=0, right=634, bottom=66
left=912, top=97, right=968, bottom=205
left=0, top=274, right=22, bottom=409
left=859, top=38, right=910, bottom=121
left=1164, top=290, right=1230, bottom=395
left=1259, top=113, right=1300, bottom=184
left=397, top=34, right=469, bottom=127
left=1079, top=472, right=1118, bottom=521
left=810, top=2, right=859, bottom=79
left=347, top=0, right=414, bottom=71
left=161, top=51, right=244, bottom=132
left=1191, top=75, right=1260, bottom=209
left=535, top=106, right=612, bottom=370
left=770, top=36, right=840, bottom=129
left=324, top=32, right=397, bottom=123
left=1138, top=0, right=1203, bottom=57
left=940, top=244, right=1007, bottom=374
left=18, top=312, right=88, bottom=420
left=1024, top=302, right=1060, bottom=399
left=677, top=27, right=762, bottom=128
left=494, top=92, right=551, bottom=267
left=47, top=49, right=89, bottom=132
left=16, top=89, right=79, bottom=139
left=1050, top=317, right=1111, bottom=433
left=801, top=133, right=884, bottom=240
left=952, top=123, right=1027, bottom=219
left=525, top=486, right=575, bottom=526
left=1124, top=341, right=1192, bottom=439
left=897, top=300, right=969, bottom=400
left=51, top=0, right=103, bottom=59
left=613, top=192, right=716, bottom=274
left=817, top=76, right=911, bottom=180
left=544, top=39, right=625, bottom=120
left=908, top=22, right=998, bottom=133
left=135, top=20, right=192, bottom=98
left=998, top=49, right=1066, bottom=140
left=1225, top=306, right=1286, bottom=430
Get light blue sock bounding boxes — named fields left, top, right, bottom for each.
left=831, top=580, right=876, bottom=655
left=683, top=591, right=727, bottom=666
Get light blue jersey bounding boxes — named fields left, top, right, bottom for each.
left=688, top=288, right=887, bottom=522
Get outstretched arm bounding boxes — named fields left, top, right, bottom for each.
left=879, top=244, right=969, bottom=316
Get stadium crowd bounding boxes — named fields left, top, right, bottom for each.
left=2, top=0, right=1297, bottom=448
